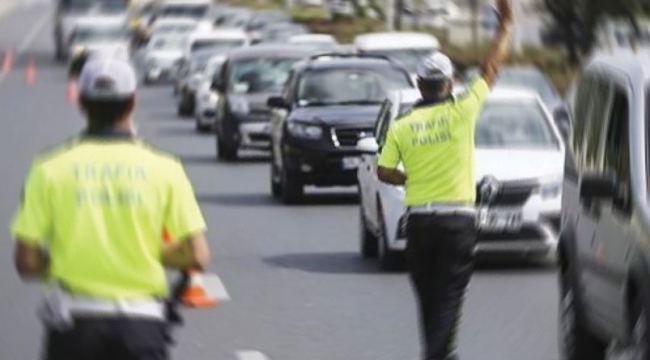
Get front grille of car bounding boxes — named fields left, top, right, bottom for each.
left=479, top=226, right=544, bottom=241
left=476, top=180, right=538, bottom=207
left=331, top=127, right=373, bottom=147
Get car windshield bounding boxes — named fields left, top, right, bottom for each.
left=97, top=0, right=128, bottom=14
left=476, top=101, right=558, bottom=149
left=264, top=26, right=308, bottom=42
left=361, top=48, right=436, bottom=73
left=190, top=54, right=217, bottom=73
left=496, top=70, right=559, bottom=103
left=60, top=0, right=94, bottom=13
left=161, top=4, right=208, bottom=19
left=297, top=67, right=412, bottom=106
left=156, top=24, right=195, bottom=34
left=228, top=57, right=300, bottom=94
left=191, top=39, right=245, bottom=53
left=73, top=26, right=125, bottom=42
left=150, top=36, right=184, bottom=50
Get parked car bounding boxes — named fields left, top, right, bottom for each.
left=353, top=32, right=440, bottom=77
left=195, top=55, right=228, bottom=133
left=267, top=53, right=414, bottom=204
left=210, top=45, right=318, bottom=161
left=557, top=50, right=650, bottom=360
left=357, top=87, right=565, bottom=269
left=140, top=33, right=185, bottom=84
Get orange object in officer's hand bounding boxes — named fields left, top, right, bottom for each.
left=162, top=229, right=218, bottom=309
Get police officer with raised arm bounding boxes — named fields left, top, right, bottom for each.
left=376, top=1, right=513, bottom=359
left=11, top=56, right=211, bottom=360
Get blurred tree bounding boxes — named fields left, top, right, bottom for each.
left=540, top=0, right=647, bottom=65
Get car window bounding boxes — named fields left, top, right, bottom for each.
left=191, top=39, right=246, bottom=53
left=582, top=75, right=613, bottom=170
left=72, top=26, right=126, bottom=42
left=602, top=87, right=631, bottom=212
left=228, top=57, right=301, bottom=94
left=295, top=67, right=412, bottom=106
left=475, top=100, right=559, bottom=149
left=161, top=4, right=208, bottom=19
left=360, top=48, right=436, bottom=73
left=497, top=69, right=559, bottom=103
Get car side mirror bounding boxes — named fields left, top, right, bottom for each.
left=356, top=137, right=379, bottom=154
left=579, top=174, right=615, bottom=202
left=267, top=96, right=288, bottom=109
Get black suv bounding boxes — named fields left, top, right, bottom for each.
left=558, top=53, right=650, bottom=359
left=209, top=45, right=318, bottom=161
left=266, top=53, right=414, bottom=204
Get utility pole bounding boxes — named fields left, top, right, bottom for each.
left=469, top=0, right=480, bottom=63
left=386, top=0, right=395, bottom=30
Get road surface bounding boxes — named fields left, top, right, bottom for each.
left=0, top=3, right=560, bottom=360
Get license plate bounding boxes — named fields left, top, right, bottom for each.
left=478, top=208, right=523, bottom=231
left=342, top=156, right=360, bottom=170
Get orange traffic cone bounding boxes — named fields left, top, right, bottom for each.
left=25, top=58, right=36, bottom=85
left=180, top=270, right=218, bottom=308
left=161, top=228, right=217, bottom=309
left=67, top=78, right=77, bottom=103
left=2, top=49, right=14, bottom=74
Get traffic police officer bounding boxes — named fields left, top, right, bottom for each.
left=11, top=56, right=211, bottom=360
left=376, top=0, right=513, bottom=358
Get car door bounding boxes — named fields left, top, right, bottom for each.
left=590, top=81, right=634, bottom=338
left=359, top=99, right=390, bottom=228
left=574, top=72, right=615, bottom=327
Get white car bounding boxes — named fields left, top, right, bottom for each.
left=357, top=87, right=565, bottom=270
left=156, top=0, right=211, bottom=21
left=141, top=33, right=186, bottom=84
left=288, top=34, right=339, bottom=52
left=353, top=32, right=440, bottom=78
left=182, top=29, right=250, bottom=58
left=149, top=17, right=199, bottom=37
left=194, top=55, right=227, bottom=133
left=67, top=16, right=131, bottom=61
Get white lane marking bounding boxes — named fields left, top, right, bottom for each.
left=202, top=273, right=231, bottom=301
left=17, top=11, right=49, bottom=53
left=236, top=350, right=269, bottom=360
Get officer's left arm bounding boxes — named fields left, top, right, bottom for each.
left=12, top=163, right=52, bottom=280
left=377, top=125, right=406, bottom=186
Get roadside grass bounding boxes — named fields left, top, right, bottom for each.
left=217, top=0, right=577, bottom=93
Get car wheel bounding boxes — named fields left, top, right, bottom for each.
left=377, top=205, right=403, bottom=271
left=558, top=263, right=606, bottom=360
left=216, top=137, right=238, bottom=162
left=280, top=166, right=303, bottom=205
left=359, top=206, right=378, bottom=259
left=628, top=289, right=650, bottom=360
left=270, top=150, right=282, bottom=198
left=195, top=117, right=210, bottom=133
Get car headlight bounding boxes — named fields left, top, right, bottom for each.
left=229, top=98, right=249, bottom=114
left=208, top=92, right=219, bottom=106
left=287, top=122, right=323, bottom=139
left=540, top=180, right=562, bottom=200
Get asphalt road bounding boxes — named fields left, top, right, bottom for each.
left=0, top=3, right=561, bottom=360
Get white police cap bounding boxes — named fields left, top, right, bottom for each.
left=78, top=56, right=137, bottom=100
left=416, top=52, right=454, bottom=81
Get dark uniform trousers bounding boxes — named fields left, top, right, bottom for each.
left=405, top=213, right=477, bottom=360
left=45, top=317, right=169, bottom=360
